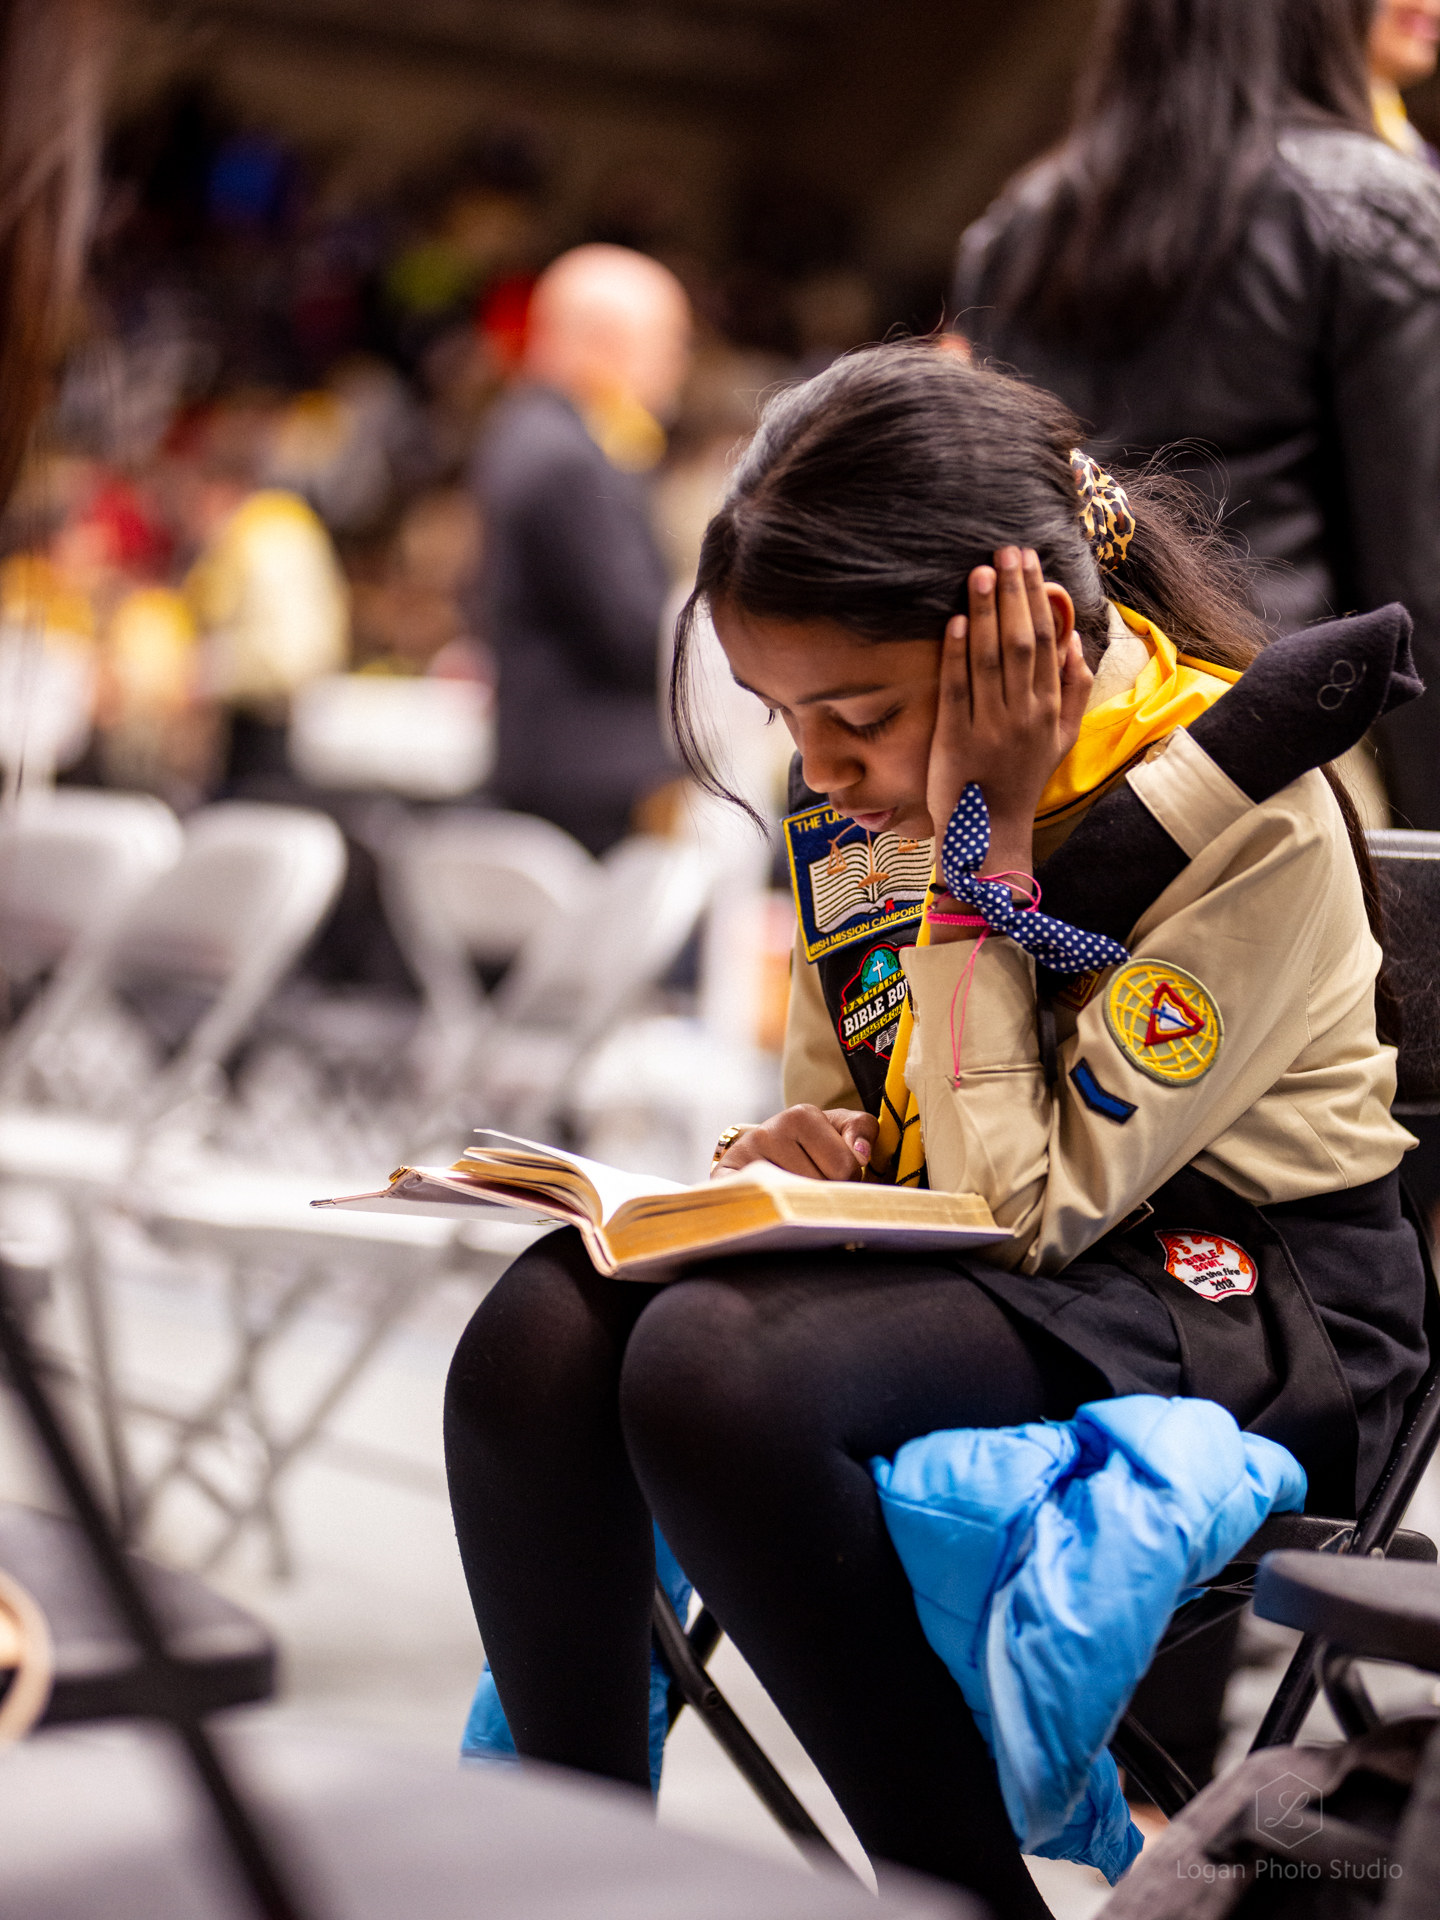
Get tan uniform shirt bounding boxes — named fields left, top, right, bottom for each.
left=783, top=729, right=1413, bottom=1277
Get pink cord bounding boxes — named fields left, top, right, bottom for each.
left=946, top=930, right=988, bottom=1082
left=943, top=872, right=1042, bottom=1082
left=979, top=870, right=1043, bottom=908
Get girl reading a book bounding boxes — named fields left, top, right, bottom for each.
left=444, top=344, right=1427, bottom=1913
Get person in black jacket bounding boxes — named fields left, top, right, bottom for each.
left=954, top=0, right=1440, bottom=831
left=472, top=245, right=691, bottom=855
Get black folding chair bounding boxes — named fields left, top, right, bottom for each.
left=1100, top=1551, right=1440, bottom=1911
left=0, top=1256, right=303, bottom=1918
left=651, top=828, right=1440, bottom=1857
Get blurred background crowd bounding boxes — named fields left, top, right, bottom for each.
left=5, top=4, right=1440, bottom=1911
left=6, top=1, right=1439, bottom=1180
left=10, top=0, right=1118, bottom=1184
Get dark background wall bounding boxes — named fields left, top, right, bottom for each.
left=119, top=0, right=1100, bottom=313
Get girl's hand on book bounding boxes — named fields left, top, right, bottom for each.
left=713, top=1106, right=878, bottom=1182
left=925, top=547, right=1091, bottom=890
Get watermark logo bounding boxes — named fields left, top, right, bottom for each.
left=1255, top=1771, right=1324, bottom=1850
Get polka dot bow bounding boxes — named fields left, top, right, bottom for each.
left=939, top=783, right=1131, bottom=977
left=1070, top=449, right=1136, bottom=573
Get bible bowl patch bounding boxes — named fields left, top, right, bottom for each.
left=1155, top=1230, right=1258, bottom=1301
left=837, top=943, right=909, bottom=1056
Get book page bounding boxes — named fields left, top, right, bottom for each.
left=464, top=1130, right=686, bottom=1226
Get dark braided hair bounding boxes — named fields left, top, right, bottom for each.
left=671, top=343, right=1266, bottom=812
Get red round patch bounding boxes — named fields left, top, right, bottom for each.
left=1155, top=1230, right=1258, bottom=1302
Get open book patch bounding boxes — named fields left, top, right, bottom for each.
left=1155, top=1230, right=1258, bottom=1301
left=783, top=803, right=932, bottom=962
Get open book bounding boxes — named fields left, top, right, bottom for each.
left=313, top=1130, right=1008, bottom=1280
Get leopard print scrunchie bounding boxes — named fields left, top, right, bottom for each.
left=1070, top=449, right=1136, bottom=573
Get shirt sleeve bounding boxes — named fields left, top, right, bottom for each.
left=781, top=927, right=866, bottom=1113
left=899, top=758, right=1372, bottom=1273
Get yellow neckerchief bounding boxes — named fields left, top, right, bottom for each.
left=870, top=604, right=1241, bottom=1186
left=578, top=384, right=667, bottom=474
left=1373, top=79, right=1427, bottom=160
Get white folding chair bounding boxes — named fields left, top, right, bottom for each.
left=0, top=788, right=182, bottom=1039
left=434, top=832, right=716, bottom=1143
left=0, top=801, right=347, bottom=1139
left=130, top=1171, right=537, bottom=1574
left=379, top=809, right=597, bottom=1067
left=0, top=803, right=347, bottom=1522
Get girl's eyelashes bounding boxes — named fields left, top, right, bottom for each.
left=845, top=704, right=903, bottom=741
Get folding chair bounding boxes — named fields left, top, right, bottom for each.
left=1101, top=1552, right=1440, bottom=1909
left=651, top=828, right=1440, bottom=1860
left=0, top=787, right=182, bottom=1038
left=128, top=1175, right=536, bottom=1573
left=379, top=808, right=598, bottom=1100
left=423, top=832, right=715, bottom=1145
left=0, top=1255, right=298, bottom=1919
left=0, top=803, right=347, bottom=1522
left=2, top=1261, right=965, bottom=1920
left=0, top=800, right=347, bottom=1134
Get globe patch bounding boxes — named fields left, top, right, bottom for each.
left=836, top=944, right=909, bottom=1057
left=1155, top=1230, right=1258, bottom=1301
left=1104, top=960, right=1222, bottom=1085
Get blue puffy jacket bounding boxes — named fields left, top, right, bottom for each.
left=459, top=1395, right=1303, bottom=1886
left=872, top=1395, right=1306, bottom=1882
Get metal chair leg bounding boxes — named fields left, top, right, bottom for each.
left=1108, top=1711, right=1199, bottom=1818
left=68, top=1205, right=136, bottom=1535
left=666, top=1605, right=721, bottom=1732
left=649, top=1585, right=858, bottom=1877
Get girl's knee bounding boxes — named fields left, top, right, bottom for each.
left=444, top=1228, right=615, bottom=1436
left=618, top=1278, right=795, bottom=1471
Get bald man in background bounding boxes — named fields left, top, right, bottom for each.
left=472, top=244, right=691, bottom=855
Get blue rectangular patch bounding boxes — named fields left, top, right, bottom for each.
left=783, top=805, right=932, bottom=963
left=1071, top=1057, right=1137, bottom=1124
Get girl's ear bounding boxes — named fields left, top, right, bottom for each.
left=1044, top=582, right=1076, bottom=641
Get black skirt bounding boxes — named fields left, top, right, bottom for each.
left=962, top=1166, right=1430, bottom=1518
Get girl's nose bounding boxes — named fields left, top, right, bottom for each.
left=799, top=731, right=862, bottom=798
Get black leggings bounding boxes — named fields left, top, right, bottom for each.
left=443, top=1229, right=1104, bottom=1913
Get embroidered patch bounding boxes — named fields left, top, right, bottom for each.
left=837, top=944, right=910, bottom=1057
left=783, top=805, right=931, bottom=962
left=1155, top=1230, right=1258, bottom=1301
left=1103, top=961, right=1223, bottom=1085
left=1071, top=1058, right=1137, bottom=1124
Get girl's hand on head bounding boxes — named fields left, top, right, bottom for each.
left=925, top=547, right=1092, bottom=874
left=711, top=1106, right=879, bottom=1182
